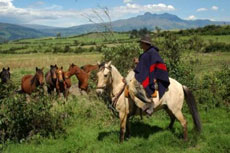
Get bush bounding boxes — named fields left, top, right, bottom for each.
left=0, top=85, right=71, bottom=143
left=196, top=65, right=230, bottom=109
left=204, top=41, right=230, bottom=53
left=102, top=43, right=141, bottom=76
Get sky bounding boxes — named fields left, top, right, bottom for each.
left=0, top=0, right=229, bottom=27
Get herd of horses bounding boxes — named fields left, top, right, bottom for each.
left=0, top=63, right=99, bottom=98
left=0, top=61, right=201, bottom=142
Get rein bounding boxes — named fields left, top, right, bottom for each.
left=111, top=79, right=127, bottom=108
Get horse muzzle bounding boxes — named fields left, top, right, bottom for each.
left=96, top=87, right=105, bottom=95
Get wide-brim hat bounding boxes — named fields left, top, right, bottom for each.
left=138, top=34, right=152, bottom=45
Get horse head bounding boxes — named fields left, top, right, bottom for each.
left=0, top=67, right=11, bottom=83
left=35, top=67, right=44, bottom=86
left=96, top=61, right=112, bottom=95
left=56, top=66, right=64, bottom=83
left=68, top=63, right=81, bottom=75
left=50, top=64, right=57, bottom=81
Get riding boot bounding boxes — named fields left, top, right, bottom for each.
left=142, top=101, right=154, bottom=116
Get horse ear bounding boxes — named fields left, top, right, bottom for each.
left=61, top=66, right=63, bottom=70
left=36, top=67, right=38, bottom=71
left=2, top=68, right=5, bottom=71
left=107, top=61, right=112, bottom=67
left=55, top=64, right=57, bottom=68
left=7, top=67, right=10, bottom=71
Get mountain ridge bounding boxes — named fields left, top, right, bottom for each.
left=0, top=12, right=229, bottom=41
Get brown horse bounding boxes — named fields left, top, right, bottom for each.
left=0, top=67, right=10, bottom=84
left=81, top=64, right=99, bottom=74
left=68, top=64, right=89, bottom=92
left=55, top=67, right=69, bottom=98
left=21, top=67, right=44, bottom=94
left=63, top=71, right=71, bottom=89
left=45, top=65, right=57, bottom=94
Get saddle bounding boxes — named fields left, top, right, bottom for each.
left=124, top=85, right=158, bottom=98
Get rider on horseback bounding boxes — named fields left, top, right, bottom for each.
left=128, top=34, right=170, bottom=115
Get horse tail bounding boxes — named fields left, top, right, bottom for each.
left=183, top=85, right=202, bottom=132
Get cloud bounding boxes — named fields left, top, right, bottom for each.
left=196, top=8, right=208, bottom=12
left=211, top=6, right=218, bottom=11
left=112, top=3, right=175, bottom=15
left=187, top=15, right=196, bottom=20
left=0, top=0, right=176, bottom=27
left=123, top=0, right=133, bottom=3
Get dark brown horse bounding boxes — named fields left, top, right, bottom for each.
left=68, top=63, right=89, bottom=92
left=81, top=64, right=99, bottom=74
left=0, top=67, right=10, bottom=84
left=45, top=65, right=57, bottom=94
left=55, top=67, right=69, bottom=98
left=21, top=67, right=44, bottom=94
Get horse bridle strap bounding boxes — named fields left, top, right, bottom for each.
left=112, top=79, right=127, bottom=108
left=96, top=86, right=106, bottom=90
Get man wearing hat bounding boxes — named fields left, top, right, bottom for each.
left=128, top=34, right=170, bottom=115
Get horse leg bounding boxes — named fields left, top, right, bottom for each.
left=64, top=89, right=69, bottom=100
left=174, top=111, right=188, bottom=141
left=119, top=112, right=127, bottom=143
left=47, top=86, right=52, bottom=94
left=125, top=115, right=131, bottom=139
left=165, top=108, right=176, bottom=130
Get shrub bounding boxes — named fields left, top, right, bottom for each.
left=196, top=65, right=230, bottom=109
left=102, top=43, right=141, bottom=76
left=204, top=41, right=230, bottom=53
left=0, top=85, right=71, bottom=143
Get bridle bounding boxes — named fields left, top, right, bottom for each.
left=96, top=65, right=127, bottom=108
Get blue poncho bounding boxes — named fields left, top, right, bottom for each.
left=134, top=46, right=170, bottom=98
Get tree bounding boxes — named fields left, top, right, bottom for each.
left=56, top=32, right=61, bottom=39
left=130, top=29, right=138, bottom=38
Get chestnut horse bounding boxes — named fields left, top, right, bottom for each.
left=81, top=64, right=99, bottom=74
left=0, top=67, right=10, bottom=84
left=45, top=65, right=57, bottom=94
left=55, top=67, right=70, bottom=98
left=96, top=62, right=201, bottom=142
left=21, top=67, right=44, bottom=94
left=68, top=64, right=89, bottom=92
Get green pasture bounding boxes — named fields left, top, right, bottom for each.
left=0, top=32, right=230, bottom=153
left=181, top=35, right=230, bottom=44
left=2, top=96, right=230, bottom=153
left=182, top=52, right=230, bottom=78
left=0, top=53, right=102, bottom=85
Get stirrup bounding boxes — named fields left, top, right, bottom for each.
left=151, top=90, right=158, bottom=98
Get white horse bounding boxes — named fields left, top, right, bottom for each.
left=96, top=61, right=201, bottom=142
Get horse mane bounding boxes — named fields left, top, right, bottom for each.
left=110, top=65, right=123, bottom=80
left=30, top=74, right=37, bottom=86
left=30, top=69, right=42, bottom=86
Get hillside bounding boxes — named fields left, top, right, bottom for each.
left=0, top=23, right=51, bottom=42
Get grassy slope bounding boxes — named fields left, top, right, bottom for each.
left=1, top=33, right=230, bottom=153
left=2, top=96, right=230, bottom=153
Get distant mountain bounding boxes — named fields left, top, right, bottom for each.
left=1, top=13, right=229, bottom=41
left=0, top=22, right=51, bottom=42
left=42, top=12, right=229, bottom=36
left=20, top=24, right=60, bottom=30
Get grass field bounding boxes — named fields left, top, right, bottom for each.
left=0, top=32, right=230, bottom=153
left=0, top=53, right=102, bottom=85
left=2, top=96, right=230, bottom=153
